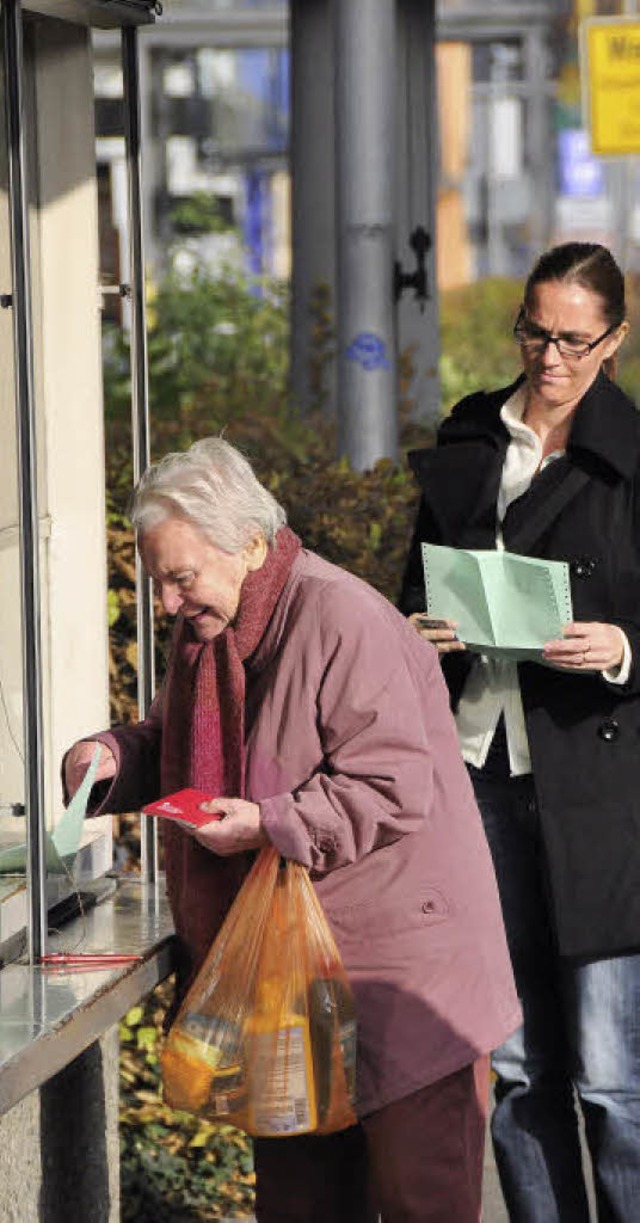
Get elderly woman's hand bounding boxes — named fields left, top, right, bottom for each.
left=409, top=613, right=465, bottom=654
left=192, top=797, right=269, bottom=856
left=64, top=740, right=116, bottom=799
left=542, top=621, right=627, bottom=673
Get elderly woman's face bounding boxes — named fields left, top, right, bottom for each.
left=519, top=280, right=626, bottom=411
left=139, top=517, right=265, bottom=642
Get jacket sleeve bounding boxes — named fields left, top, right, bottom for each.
left=596, top=472, right=640, bottom=696
left=604, top=614, right=640, bottom=696
left=259, top=584, right=440, bottom=874
left=63, top=690, right=164, bottom=815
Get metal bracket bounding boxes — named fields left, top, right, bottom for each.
left=0, top=293, right=12, bottom=309
left=98, top=284, right=131, bottom=298
left=394, top=225, right=431, bottom=311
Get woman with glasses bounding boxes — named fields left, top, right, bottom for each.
left=400, top=242, right=640, bottom=1223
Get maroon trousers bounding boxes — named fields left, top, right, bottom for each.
left=254, top=1055, right=490, bottom=1223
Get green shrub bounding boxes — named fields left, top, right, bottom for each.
left=119, top=984, right=255, bottom=1222
left=104, top=268, right=290, bottom=432
left=439, top=277, right=521, bottom=411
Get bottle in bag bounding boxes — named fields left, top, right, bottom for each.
left=162, top=1011, right=246, bottom=1117
left=308, top=976, right=357, bottom=1130
left=245, top=976, right=318, bottom=1137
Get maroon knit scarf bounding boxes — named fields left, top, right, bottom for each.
left=160, top=525, right=302, bottom=992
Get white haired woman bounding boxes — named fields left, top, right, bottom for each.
left=64, top=437, right=519, bottom=1223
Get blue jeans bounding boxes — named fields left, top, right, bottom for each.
left=469, top=759, right=640, bottom=1223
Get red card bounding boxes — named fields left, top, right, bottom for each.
left=142, top=789, right=223, bottom=829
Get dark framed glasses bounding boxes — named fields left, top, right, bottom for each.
left=513, top=307, right=619, bottom=361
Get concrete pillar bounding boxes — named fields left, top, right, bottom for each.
left=0, top=11, right=116, bottom=1202
left=40, top=1031, right=121, bottom=1222
left=290, top=0, right=336, bottom=416
left=0, top=1029, right=120, bottom=1222
left=334, top=0, right=398, bottom=469
left=0, top=16, right=111, bottom=851
left=29, top=18, right=111, bottom=806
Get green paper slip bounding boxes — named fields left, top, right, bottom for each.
left=0, top=745, right=102, bottom=876
left=421, top=544, right=573, bottom=660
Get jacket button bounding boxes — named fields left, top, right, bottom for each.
left=598, top=719, right=620, bottom=742
left=571, top=557, right=597, bottom=578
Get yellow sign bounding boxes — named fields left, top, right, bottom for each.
left=582, top=18, right=640, bottom=155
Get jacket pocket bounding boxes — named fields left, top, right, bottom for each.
left=327, top=886, right=452, bottom=940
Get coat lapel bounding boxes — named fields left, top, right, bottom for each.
left=504, top=372, right=640, bottom=553
left=410, top=371, right=640, bottom=555
left=502, top=460, right=589, bottom=554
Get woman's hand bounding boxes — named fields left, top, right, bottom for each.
left=542, top=621, right=626, bottom=673
left=64, top=740, right=116, bottom=799
left=192, top=797, right=268, bottom=857
left=408, top=613, right=465, bottom=654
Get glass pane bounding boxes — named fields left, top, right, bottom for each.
left=180, top=47, right=289, bottom=157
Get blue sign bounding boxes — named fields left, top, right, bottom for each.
left=345, top=333, right=391, bottom=372
left=557, top=129, right=605, bottom=199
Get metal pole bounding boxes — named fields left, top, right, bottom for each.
left=621, top=0, right=638, bottom=270
left=487, top=46, right=505, bottom=277
left=290, top=0, right=336, bottom=417
left=395, top=0, right=440, bottom=424
left=334, top=0, right=398, bottom=470
left=524, top=27, right=553, bottom=260
left=122, top=25, right=157, bottom=881
left=3, top=0, right=47, bottom=961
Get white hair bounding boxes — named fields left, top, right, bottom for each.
left=130, top=436, right=287, bottom=553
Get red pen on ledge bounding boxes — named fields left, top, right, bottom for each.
left=39, top=952, right=141, bottom=970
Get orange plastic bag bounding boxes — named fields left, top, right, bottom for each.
left=161, top=847, right=358, bottom=1138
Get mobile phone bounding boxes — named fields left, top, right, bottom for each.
left=416, top=616, right=449, bottom=629
left=142, top=788, right=223, bottom=829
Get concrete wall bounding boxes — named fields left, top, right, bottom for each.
left=0, top=12, right=120, bottom=1209
left=0, top=1029, right=120, bottom=1222
left=0, top=16, right=110, bottom=854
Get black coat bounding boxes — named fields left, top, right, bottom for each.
left=399, top=370, right=640, bottom=958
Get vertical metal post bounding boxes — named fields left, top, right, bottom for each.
left=122, top=24, right=157, bottom=881
left=487, top=46, right=506, bottom=278
left=3, top=0, right=47, bottom=961
left=290, top=0, right=336, bottom=417
left=523, top=28, right=553, bottom=262
left=618, top=0, right=638, bottom=268
left=334, top=0, right=398, bottom=471
left=396, top=0, right=440, bottom=424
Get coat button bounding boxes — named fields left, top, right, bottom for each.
left=571, top=557, right=597, bottom=579
left=598, top=718, right=620, bottom=742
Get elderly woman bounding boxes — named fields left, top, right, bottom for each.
left=65, top=437, right=519, bottom=1223
left=400, top=242, right=640, bottom=1222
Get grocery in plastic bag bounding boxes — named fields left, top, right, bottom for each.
left=161, top=846, right=358, bottom=1138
